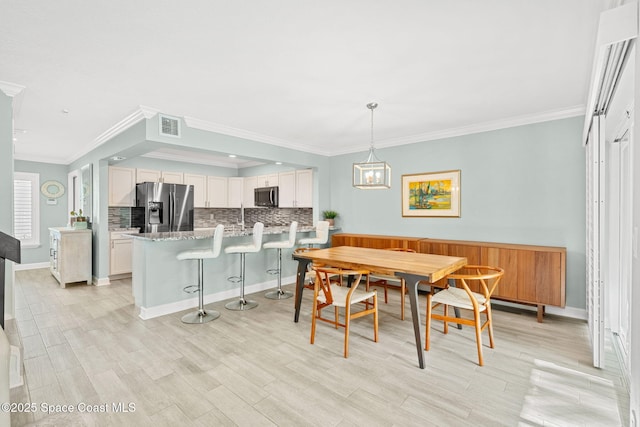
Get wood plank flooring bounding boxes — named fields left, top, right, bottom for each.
left=6, top=268, right=630, bottom=426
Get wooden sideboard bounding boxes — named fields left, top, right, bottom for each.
left=331, top=233, right=566, bottom=322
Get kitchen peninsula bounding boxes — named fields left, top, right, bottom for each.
left=129, top=225, right=328, bottom=319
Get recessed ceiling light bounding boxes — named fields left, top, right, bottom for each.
left=228, top=154, right=237, bottom=158
left=62, top=109, right=69, bottom=114
left=275, top=162, right=282, bottom=165
left=110, top=156, right=126, bottom=161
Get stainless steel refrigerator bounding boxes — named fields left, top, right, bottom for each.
left=136, top=182, right=194, bottom=233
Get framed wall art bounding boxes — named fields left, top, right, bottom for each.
left=401, top=170, right=461, bottom=217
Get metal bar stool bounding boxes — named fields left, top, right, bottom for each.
left=176, top=224, right=224, bottom=324
left=224, top=222, right=264, bottom=310
left=264, top=221, right=298, bottom=300
left=298, top=220, right=329, bottom=248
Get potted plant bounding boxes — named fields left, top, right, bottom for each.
left=70, top=209, right=88, bottom=229
left=322, top=210, right=338, bottom=226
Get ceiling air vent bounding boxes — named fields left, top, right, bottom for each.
left=159, top=114, right=181, bottom=138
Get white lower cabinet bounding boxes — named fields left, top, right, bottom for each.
left=49, top=227, right=92, bottom=287
left=110, top=231, right=138, bottom=276
left=110, top=240, right=132, bottom=275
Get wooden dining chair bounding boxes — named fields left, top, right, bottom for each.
left=292, top=247, right=340, bottom=310
left=310, top=266, right=378, bottom=358
left=425, top=265, right=504, bottom=366
left=368, top=248, right=416, bottom=320
left=292, top=247, right=323, bottom=291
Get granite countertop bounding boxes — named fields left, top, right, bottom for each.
left=129, top=225, right=339, bottom=242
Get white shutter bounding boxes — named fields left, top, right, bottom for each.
left=582, top=2, right=637, bottom=369
left=586, top=115, right=605, bottom=368
left=13, top=172, right=40, bottom=247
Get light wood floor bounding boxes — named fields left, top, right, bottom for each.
left=6, top=268, right=630, bottom=426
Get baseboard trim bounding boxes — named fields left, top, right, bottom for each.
left=10, top=345, right=23, bottom=388
left=93, top=277, right=111, bottom=286
left=109, top=273, right=132, bottom=281
left=138, top=275, right=295, bottom=320
left=13, top=262, right=49, bottom=271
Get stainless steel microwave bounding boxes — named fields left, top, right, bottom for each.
left=254, top=186, right=279, bottom=207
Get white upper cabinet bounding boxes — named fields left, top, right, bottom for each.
left=256, top=174, right=279, bottom=187
left=161, top=171, right=184, bottom=184
left=295, top=169, right=313, bottom=207
left=207, top=176, right=228, bottom=208
left=278, top=171, right=295, bottom=208
left=120, top=165, right=310, bottom=209
left=185, top=174, right=247, bottom=208
left=108, top=166, right=136, bottom=207
left=227, top=177, right=244, bottom=208
left=278, top=169, right=312, bottom=208
left=136, top=168, right=161, bottom=183
left=184, top=173, right=208, bottom=208
left=243, top=176, right=257, bottom=208
left=136, top=168, right=183, bottom=184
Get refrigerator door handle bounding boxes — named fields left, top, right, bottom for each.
left=169, top=191, right=174, bottom=231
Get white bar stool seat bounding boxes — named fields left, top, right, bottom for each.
left=263, top=221, right=298, bottom=300
left=224, top=222, right=264, bottom=310
left=176, top=224, right=224, bottom=324
left=298, top=220, right=330, bottom=247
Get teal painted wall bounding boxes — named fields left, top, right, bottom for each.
left=1, top=92, right=15, bottom=319
left=330, top=116, right=586, bottom=309
left=0, top=93, right=13, bottom=236
left=14, top=160, right=70, bottom=264
left=69, top=122, right=148, bottom=282
left=19, top=114, right=584, bottom=311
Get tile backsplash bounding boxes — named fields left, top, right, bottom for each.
left=108, top=207, right=312, bottom=230
left=108, top=207, right=145, bottom=229
left=194, top=207, right=312, bottom=228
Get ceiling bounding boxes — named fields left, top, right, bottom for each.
left=1, top=0, right=608, bottom=165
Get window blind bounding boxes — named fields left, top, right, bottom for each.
left=13, top=172, right=40, bottom=247
left=14, top=179, right=33, bottom=240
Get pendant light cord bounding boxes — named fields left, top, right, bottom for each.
left=370, top=106, right=374, bottom=151
left=366, top=102, right=378, bottom=162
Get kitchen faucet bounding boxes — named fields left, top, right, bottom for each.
left=238, top=203, right=245, bottom=231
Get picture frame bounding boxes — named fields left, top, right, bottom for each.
left=401, top=170, right=461, bottom=217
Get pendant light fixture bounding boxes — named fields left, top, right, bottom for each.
left=352, top=102, right=391, bottom=189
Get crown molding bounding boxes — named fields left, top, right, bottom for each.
left=65, top=105, right=159, bottom=164
left=92, top=105, right=158, bottom=147
left=0, top=81, right=25, bottom=97
left=35, top=102, right=585, bottom=165
left=331, top=105, right=586, bottom=156
left=183, top=116, right=331, bottom=156
left=13, top=152, right=69, bottom=165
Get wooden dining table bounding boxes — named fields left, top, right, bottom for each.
left=292, top=246, right=467, bottom=368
